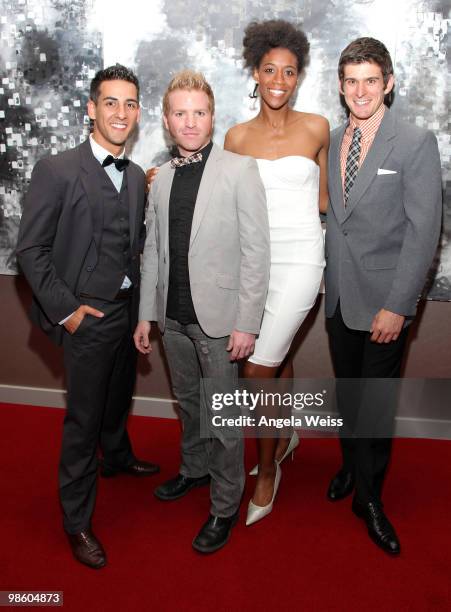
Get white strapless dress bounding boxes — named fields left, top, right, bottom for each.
left=249, top=156, right=325, bottom=367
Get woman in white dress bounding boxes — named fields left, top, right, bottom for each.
left=224, top=20, right=329, bottom=525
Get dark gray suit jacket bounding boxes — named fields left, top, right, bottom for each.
left=325, top=107, right=442, bottom=331
left=16, top=139, right=146, bottom=345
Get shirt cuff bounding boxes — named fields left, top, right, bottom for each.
left=59, top=312, right=75, bottom=325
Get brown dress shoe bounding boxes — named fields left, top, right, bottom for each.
left=67, top=528, right=106, bottom=569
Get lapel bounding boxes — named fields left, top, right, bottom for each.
left=189, top=143, right=222, bottom=247
left=156, top=161, right=175, bottom=257
left=329, top=123, right=347, bottom=223
left=79, top=139, right=104, bottom=251
left=124, top=163, right=138, bottom=248
left=343, top=107, right=396, bottom=221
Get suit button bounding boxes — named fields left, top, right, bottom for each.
left=343, top=230, right=348, bottom=236
left=87, top=266, right=93, bottom=272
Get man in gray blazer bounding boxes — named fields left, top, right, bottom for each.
left=325, top=38, right=442, bottom=554
left=134, top=70, right=270, bottom=553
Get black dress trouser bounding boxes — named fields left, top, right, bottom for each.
left=326, top=303, right=409, bottom=504
left=60, top=296, right=136, bottom=534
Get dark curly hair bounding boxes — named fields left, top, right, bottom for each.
left=90, top=63, right=140, bottom=103
left=243, top=20, right=310, bottom=73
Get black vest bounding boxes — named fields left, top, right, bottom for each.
left=81, top=170, right=132, bottom=300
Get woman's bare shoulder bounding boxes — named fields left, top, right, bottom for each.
left=291, top=111, right=330, bottom=144
left=291, top=110, right=328, bottom=129
left=302, top=112, right=330, bottom=134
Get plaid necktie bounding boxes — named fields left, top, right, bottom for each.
left=344, top=127, right=361, bottom=206
left=170, top=152, right=203, bottom=169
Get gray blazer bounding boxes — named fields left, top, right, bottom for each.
left=325, top=108, right=442, bottom=331
left=139, top=143, right=270, bottom=337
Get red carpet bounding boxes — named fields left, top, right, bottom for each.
left=0, top=402, right=450, bottom=611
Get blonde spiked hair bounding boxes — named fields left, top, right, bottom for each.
left=162, top=69, right=215, bottom=115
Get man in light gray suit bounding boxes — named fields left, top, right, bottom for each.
left=325, top=38, right=442, bottom=554
left=134, top=70, right=270, bottom=553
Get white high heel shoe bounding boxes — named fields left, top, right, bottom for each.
left=249, top=430, right=299, bottom=476
left=246, top=463, right=282, bottom=526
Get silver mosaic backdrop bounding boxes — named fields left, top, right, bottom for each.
left=1, top=0, right=450, bottom=300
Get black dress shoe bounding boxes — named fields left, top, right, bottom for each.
left=192, top=512, right=239, bottom=554
left=327, top=469, right=355, bottom=501
left=352, top=499, right=400, bottom=555
left=67, top=528, right=106, bottom=569
left=154, top=474, right=210, bottom=501
left=100, top=459, right=160, bottom=478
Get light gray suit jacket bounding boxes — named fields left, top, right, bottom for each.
left=139, top=143, right=270, bottom=337
left=325, top=107, right=442, bottom=331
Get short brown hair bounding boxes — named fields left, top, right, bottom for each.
left=162, top=70, right=215, bottom=115
left=338, top=37, right=394, bottom=86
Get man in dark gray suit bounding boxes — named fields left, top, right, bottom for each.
left=134, top=70, right=270, bottom=553
left=16, top=65, right=159, bottom=569
left=325, top=38, right=442, bottom=554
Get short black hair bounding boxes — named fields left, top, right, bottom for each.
left=243, top=20, right=310, bottom=73
left=89, top=63, right=140, bottom=103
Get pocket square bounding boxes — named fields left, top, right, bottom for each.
left=377, top=168, right=397, bottom=175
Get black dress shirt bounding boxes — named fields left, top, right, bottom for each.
left=166, top=141, right=213, bottom=324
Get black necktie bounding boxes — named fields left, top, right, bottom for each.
left=102, top=155, right=129, bottom=172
